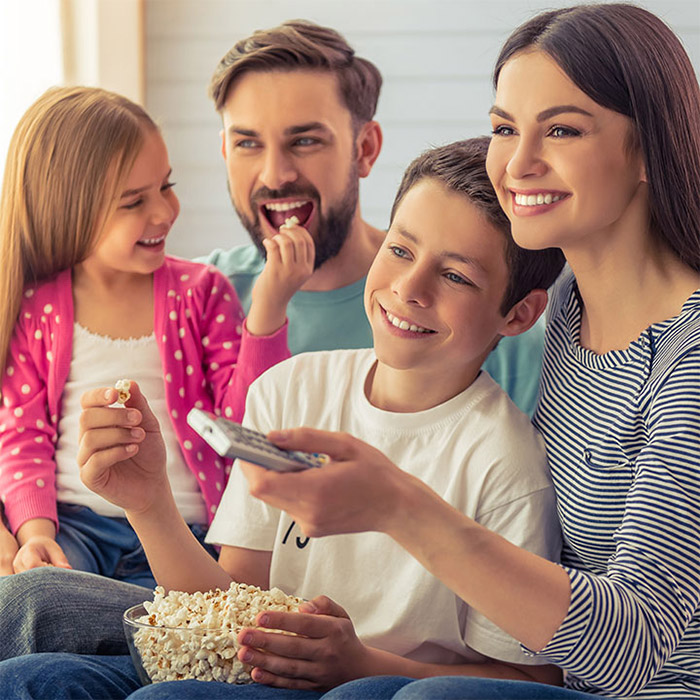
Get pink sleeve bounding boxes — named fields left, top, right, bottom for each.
left=200, top=269, right=290, bottom=423
left=0, top=313, right=58, bottom=533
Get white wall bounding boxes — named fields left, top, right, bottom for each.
left=144, top=0, right=700, bottom=260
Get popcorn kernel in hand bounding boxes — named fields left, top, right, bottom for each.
left=115, top=379, right=131, bottom=405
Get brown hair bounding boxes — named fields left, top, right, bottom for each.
left=494, top=3, right=700, bottom=270
left=0, top=86, right=157, bottom=379
left=391, top=137, right=565, bottom=314
left=209, top=20, right=382, bottom=126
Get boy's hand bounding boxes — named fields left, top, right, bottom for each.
left=236, top=595, right=371, bottom=691
left=12, top=536, right=71, bottom=574
left=247, top=223, right=315, bottom=336
left=77, top=381, right=169, bottom=515
left=0, top=525, right=19, bottom=575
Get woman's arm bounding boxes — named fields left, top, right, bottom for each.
left=239, top=431, right=571, bottom=651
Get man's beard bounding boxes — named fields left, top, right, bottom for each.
left=230, top=165, right=359, bottom=270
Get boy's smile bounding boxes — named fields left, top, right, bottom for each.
left=364, top=178, right=513, bottom=411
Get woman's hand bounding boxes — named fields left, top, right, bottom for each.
left=77, top=381, right=169, bottom=516
left=239, top=428, right=425, bottom=538
left=247, top=223, right=315, bottom=336
left=237, top=595, right=372, bottom=691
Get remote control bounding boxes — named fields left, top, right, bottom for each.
left=186, top=408, right=327, bottom=472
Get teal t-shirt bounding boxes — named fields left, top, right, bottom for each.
left=200, top=245, right=545, bottom=416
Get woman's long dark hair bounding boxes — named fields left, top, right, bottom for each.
left=494, top=4, right=700, bottom=270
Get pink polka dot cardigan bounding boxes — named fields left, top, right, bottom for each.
left=0, top=256, right=290, bottom=531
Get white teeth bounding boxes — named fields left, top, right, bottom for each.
left=265, top=200, right=308, bottom=212
left=514, top=193, right=564, bottom=207
left=138, top=235, right=166, bottom=245
left=385, top=311, right=431, bottom=334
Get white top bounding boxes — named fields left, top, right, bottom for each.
left=207, top=348, right=561, bottom=666
left=55, top=323, right=207, bottom=524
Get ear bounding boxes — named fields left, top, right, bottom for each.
left=355, top=121, right=382, bottom=178
left=220, top=128, right=226, bottom=160
left=499, top=288, right=548, bottom=337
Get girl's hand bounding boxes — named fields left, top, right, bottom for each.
left=12, top=536, right=71, bottom=574
left=77, top=381, right=169, bottom=516
left=0, top=525, right=19, bottom=575
left=236, top=595, right=372, bottom=691
left=247, top=223, right=315, bottom=336
left=239, top=428, right=422, bottom=538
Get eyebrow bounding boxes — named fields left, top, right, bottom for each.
left=489, top=104, right=594, bottom=121
left=120, top=169, right=173, bottom=199
left=397, top=228, right=486, bottom=272
left=228, top=122, right=332, bottom=137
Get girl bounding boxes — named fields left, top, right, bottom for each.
left=0, top=86, right=313, bottom=584
left=209, top=4, right=700, bottom=699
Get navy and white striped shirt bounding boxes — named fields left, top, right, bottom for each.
left=533, top=270, right=700, bottom=698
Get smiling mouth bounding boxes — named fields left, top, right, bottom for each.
left=385, top=309, right=436, bottom=334
left=512, top=192, right=568, bottom=206
left=137, top=234, right=166, bottom=247
left=262, top=200, right=314, bottom=229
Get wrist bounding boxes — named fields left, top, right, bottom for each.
left=245, top=306, right=287, bottom=337
left=16, top=517, right=56, bottom=546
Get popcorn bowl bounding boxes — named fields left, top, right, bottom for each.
left=123, top=603, right=251, bottom=685
left=122, top=584, right=303, bottom=686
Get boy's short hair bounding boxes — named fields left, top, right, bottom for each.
left=209, top=20, right=382, bottom=127
left=390, top=137, right=565, bottom=314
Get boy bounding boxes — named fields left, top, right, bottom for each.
left=0, top=138, right=564, bottom=698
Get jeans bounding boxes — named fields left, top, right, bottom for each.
left=0, top=652, right=324, bottom=700
left=325, top=676, right=600, bottom=699
left=0, top=520, right=215, bottom=660
left=55, top=502, right=212, bottom=587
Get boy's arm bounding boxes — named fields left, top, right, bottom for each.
left=78, top=382, right=270, bottom=593
left=233, top=594, right=561, bottom=691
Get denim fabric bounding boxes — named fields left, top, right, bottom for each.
left=0, top=653, right=140, bottom=699
left=382, top=677, right=596, bottom=699
left=55, top=503, right=214, bottom=587
left=0, top=522, right=215, bottom=660
left=131, top=680, right=323, bottom=699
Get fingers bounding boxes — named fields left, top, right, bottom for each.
left=299, top=595, right=350, bottom=620
left=267, top=427, right=358, bottom=461
left=264, top=225, right=315, bottom=269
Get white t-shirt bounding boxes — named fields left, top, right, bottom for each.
left=206, top=348, right=561, bottom=666
left=55, top=323, right=207, bottom=524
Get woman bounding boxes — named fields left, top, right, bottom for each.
left=233, top=4, right=700, bottom=698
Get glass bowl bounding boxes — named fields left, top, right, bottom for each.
left=122, top=603, right=253, bottom=685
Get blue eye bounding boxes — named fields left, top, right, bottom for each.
left=389, top=245, right=410, bottom=259
left=445, top=272, right=469, bottom=285
left=293, top=137, right=319, bottom=147
left=236, top=139, right=259, bottom=149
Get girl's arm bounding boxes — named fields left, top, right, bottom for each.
left=245, top=222, right=314, bottom=337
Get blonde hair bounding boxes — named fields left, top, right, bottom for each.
left=0, top=86, right=157, bottom=379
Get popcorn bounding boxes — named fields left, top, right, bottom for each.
left=281, top=215, right=300, bottom=228
left=130, top=583, right=303, bottom=684
left=114, top=379, right=131, bottom=405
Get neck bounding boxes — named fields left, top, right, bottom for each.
left=366, top=361, right=480, bottom=413
left=566, top=226, right=700, bottom=353
left=301, top=212, right=385, bottom=292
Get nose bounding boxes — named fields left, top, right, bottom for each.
left=505, top=135, right=547, bottom=180
left=391, top=264, right=433, bottom=307
left=150, top=189, right=179, bottom=225
left=259, top=147, right=298, bottom=190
